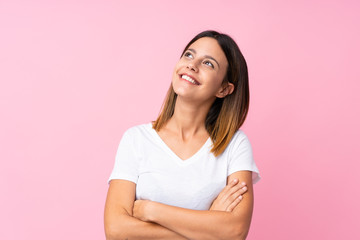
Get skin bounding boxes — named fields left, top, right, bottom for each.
left=157, top=37, right=234, bottom=159
left=131, top=172, right=253, bottom=240
left=210, top=178, right=248, bottom=212
left=104, top=37, right=253, bottom=240
left=105, top=178, right=248, bottom=240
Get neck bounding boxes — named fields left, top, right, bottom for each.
left=166, top=96, right=215, bottom=141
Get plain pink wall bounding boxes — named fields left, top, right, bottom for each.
left=1, top=0, right=359, bottom=239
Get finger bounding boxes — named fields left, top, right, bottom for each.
left=232, top=185, right=248, bottom=199
left=225, top=185, right=247, bottom=205
left=226, top=178, right=241, bottom=191
left=226, top=195, right=243, bottom=212
left=219, top=181, right=246, bottom=201
left=226, top=182, right=246, bottom=196
left=219, top=178, right=239, bottom=197
left=228, top=178, right=239, bottom=188
left=238, top=185, right=248, bottom=195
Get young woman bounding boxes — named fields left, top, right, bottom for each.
left=104, top=30, right=261, bottom=240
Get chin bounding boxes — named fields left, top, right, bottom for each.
left=172, top=80, right=186, bottom=95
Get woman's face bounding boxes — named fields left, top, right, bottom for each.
left=172, top=37, right=231, bottom=104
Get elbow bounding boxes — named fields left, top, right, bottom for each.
left=105, top=225, right=121, bottom=240
left=105, top=231, right=116, bottom=240
left=235, top=229, right=250, bottom=240
left=105, top=227, right=129, bottom=240
left=222, top=223, right=250, bottom=240
left=105, top=221, right=129, bottom=240
left=198, top=223, right=249, bottom=240
left=234, top=226, right=250, bottom=240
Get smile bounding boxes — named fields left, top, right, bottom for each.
left=180, top=74, right=200, bottom=85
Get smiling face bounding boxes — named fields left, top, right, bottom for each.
left=171, top=37, right=233, bottom=105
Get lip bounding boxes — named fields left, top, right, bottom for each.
left=178, top=73, right=200, bottom=85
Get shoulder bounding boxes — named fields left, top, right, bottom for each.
left=229, top=129, right=252, bottom=147
left=118, top=122, right=155, bottom=147
left=122, top=122, right=153, bottom=137
left=115, top=123, right=153, bottom=155
left=222, top=129, right=253, bottom=155
left=225, top=129, right=261, bottom=183
left=232, top=129, right=250, bottom=141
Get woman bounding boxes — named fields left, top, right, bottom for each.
left=104, top=30, right=260, bottom=240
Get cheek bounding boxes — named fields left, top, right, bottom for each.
left=212, top=71, right=227, bottom=88
left=171, top=69, right=179, bottom=83
left=172, top=62, right=185, bottom=80
left=211, top=73, right=226, bottom=87
left=172, top=62, right=181, bottom=75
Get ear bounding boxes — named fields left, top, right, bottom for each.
left=215, top=82, right=234, bottom=98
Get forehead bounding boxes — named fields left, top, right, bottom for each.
left=187, top=37, right=228, bottom=66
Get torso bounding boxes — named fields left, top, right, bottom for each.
left=136, top=123, right=227, bottom=210
left=108, top=123, right=260, bottom=210
left=157, top=125, right=210, bottom=161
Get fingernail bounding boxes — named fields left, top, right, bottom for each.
left=243, top=186, right=247, bottom=191
left=233, top=178, right=238, bottom=183
left=241, top=182, right=246, bottom=186
left=238, top=195, right=243, bottom=199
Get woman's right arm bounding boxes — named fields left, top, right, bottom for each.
left=104, top=179, right=188, bottom=240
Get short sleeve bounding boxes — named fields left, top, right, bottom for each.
left=227, top=130, right=261, bottom=184
left=108, top=128, right=141, bottom=184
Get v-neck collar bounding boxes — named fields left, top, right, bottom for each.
left=147, top=123, right=212, bottom=166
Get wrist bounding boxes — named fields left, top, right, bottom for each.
left=146, top=201, right=158, bottom=222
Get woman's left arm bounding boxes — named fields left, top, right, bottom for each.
left=133, top=170, right=254, bottom=240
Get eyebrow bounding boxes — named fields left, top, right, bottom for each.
left=187, top=48, right=220, bottom=69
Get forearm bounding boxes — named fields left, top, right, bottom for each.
left=105, top=213, right=188, bottom=240
left=147, top=203, right=249, bottom=240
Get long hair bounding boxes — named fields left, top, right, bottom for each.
left=153, top=30, right=250, bottom=157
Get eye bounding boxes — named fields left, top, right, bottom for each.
left=184, top=51, right=193, bottom=59
left=204, top=60, right=214, bottom=68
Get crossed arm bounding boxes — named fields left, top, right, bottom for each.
left=104, top=170, right=254, bottom=240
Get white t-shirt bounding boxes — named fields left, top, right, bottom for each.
left=108, top=123, right=260, bottom=210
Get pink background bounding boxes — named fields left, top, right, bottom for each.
left=1, top=0, right=359, bottom=239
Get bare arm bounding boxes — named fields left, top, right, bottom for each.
left=133, top=171, right=254, bottom=240
left=104, top=179, right=188, bottom=240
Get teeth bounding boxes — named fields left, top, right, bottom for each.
left=181, top=75, right=197, bottom=84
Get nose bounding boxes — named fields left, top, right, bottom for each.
left=187, top=60, right=198, bottom=72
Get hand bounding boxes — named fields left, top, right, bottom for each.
left=133, top=199, right=152, bottom=222
left=209, top=179, right=247, bottom=212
